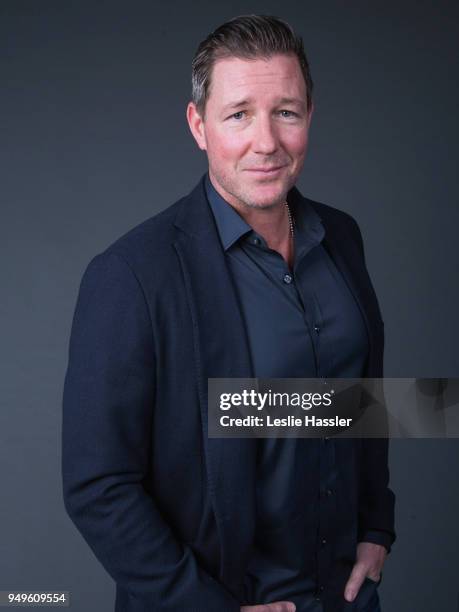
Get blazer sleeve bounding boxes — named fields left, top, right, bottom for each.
left=357, top=437, right=396, bottom=553
left=347, top=217, right=396, bottom=552
left=62, top=251, right=239, bottom=611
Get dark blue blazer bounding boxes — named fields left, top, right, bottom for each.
left=62, top=175, right=395, bottom=612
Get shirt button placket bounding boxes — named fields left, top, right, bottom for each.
left=317, top=436, right=335, bottom=600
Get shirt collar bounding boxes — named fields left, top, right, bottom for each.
left=205, top=173, right=252, bottom=251
left=288, top=187, right=325, bottom=259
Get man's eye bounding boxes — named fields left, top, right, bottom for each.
left=279, top=110, right=297, bottom=118
left=231, top=111, right=245, bottom=120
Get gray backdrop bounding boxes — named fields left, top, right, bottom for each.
left=1, top=1, right=458, bottom=610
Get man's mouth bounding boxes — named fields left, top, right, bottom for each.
left=244, top=165, right=286, bottom=176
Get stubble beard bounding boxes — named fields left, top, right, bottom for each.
left=211, top=167, right=294, bottom=212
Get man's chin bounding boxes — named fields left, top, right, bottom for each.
left=245, top=200, right=284, bottom=210
left=244, top=177, right=294, bottom=206
left=243, top=189, right=289, bottom=210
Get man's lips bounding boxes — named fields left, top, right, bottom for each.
left=244, top=165, right=286, bottom=174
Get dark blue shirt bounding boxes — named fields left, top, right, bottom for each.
left=205, top=174, right=378, bottom=611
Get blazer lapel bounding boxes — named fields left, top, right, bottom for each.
left=314, top=204, right=383, bottom=378
left=172, top=177, right=257, bottom=588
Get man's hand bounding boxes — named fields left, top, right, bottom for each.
left=241, top=602, right=296, bottom=612
left=344, top=542, right=387, bottom=602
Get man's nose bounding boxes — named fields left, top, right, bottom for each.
left=252, top=116, right=278, bottom=155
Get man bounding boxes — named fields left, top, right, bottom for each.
left=62, top=15, right=395, bottom=612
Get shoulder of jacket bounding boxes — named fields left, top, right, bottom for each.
left=93, top=192, right=190, bottom=268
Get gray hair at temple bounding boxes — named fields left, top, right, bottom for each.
left=191, top=14, right=314, bottom=118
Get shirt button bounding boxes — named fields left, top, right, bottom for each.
left=283, top=273, right=292, bottom=284
left=321, top=538, right=327, bottom=546
left=314, top=325, right=320, bottom=333
left=326, top=488, right=333, bottom=497
left=315, top=586, right=325, bottom=599
left=253, top=237, right=261, bottom=246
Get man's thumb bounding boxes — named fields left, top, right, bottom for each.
left=344, top=563, right=366, bottom=602
left=265, top=602, right=296, bottom=612
left=241, top=602, right=296, bottom=612
left=267, top=602, right=296, bottom=612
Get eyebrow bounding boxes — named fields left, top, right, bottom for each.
left=221, top=97, right=306, bottom=113
left=277, top=97, right=306, bottom=108
left=221, top=99, right=252, bottom=113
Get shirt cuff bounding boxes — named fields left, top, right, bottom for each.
left=358, top=529, right=395, bottom=554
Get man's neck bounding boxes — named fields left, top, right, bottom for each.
left=234, top=201, right=295, bottom=269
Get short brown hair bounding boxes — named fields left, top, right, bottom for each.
left=191, top=14, right=313, bottom=117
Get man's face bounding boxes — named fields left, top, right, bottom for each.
left=187, top=53, right=313, bottom=211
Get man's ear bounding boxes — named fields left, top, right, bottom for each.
left=186, top=102, right=207, bottom=151
left=307, top=101, right=314, bottom=127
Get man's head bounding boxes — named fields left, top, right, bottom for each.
left=187, top=15, right=314, bottom=212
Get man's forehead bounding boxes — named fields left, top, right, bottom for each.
left=211, top=53, right=301, bottom=80
left=209, top=54, right=306, bottom=102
